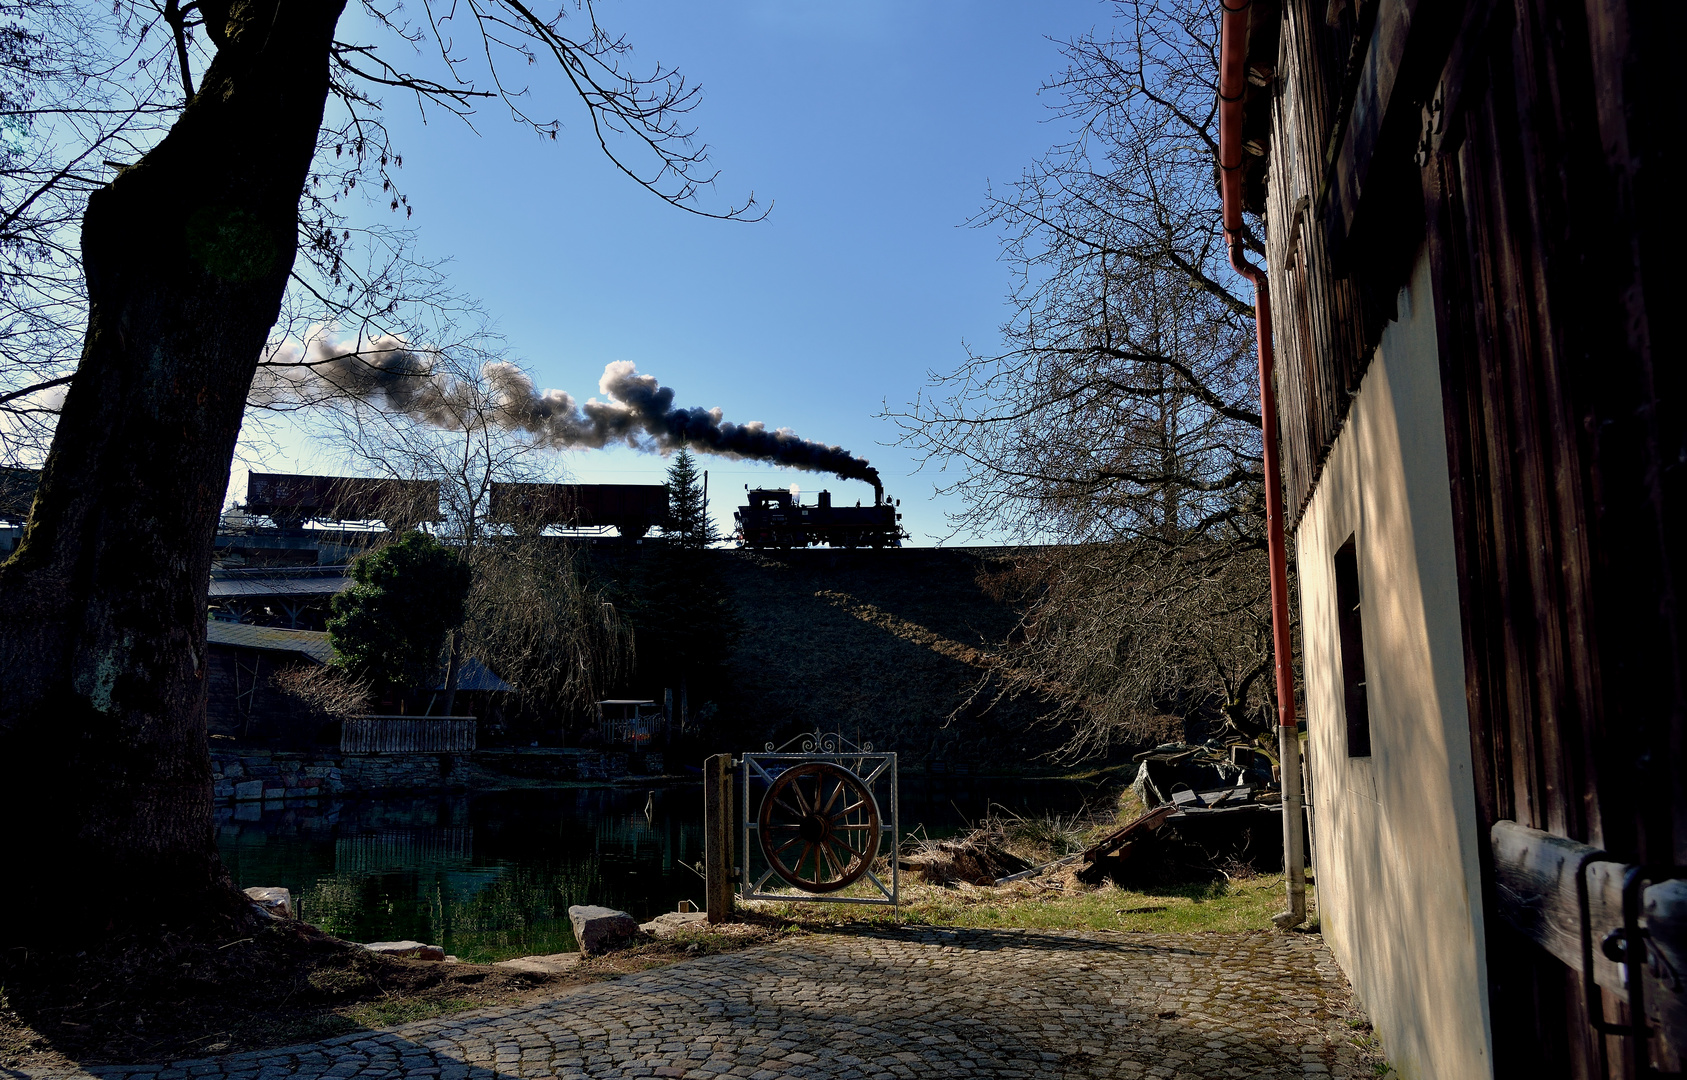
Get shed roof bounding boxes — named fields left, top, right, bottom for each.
left=439, top=657, right=514, bottom=693
left=207, top=571, right=351, bottom=599
left=206, top=621, right=337, bottom=663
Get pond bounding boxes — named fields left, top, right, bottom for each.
left=216, top=775, right=1108, bottom=963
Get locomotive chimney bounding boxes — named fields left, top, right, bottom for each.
left=819, top=491, right=831, bottom=509
left=866, top=470, right=883, bottom=506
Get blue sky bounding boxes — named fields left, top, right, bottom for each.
left=259, top=1, right=1112, bottom=544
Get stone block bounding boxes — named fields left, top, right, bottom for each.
left=567, top=905, right=640, bottom=955
left=233, top=780, right=264, bottom=801
left=244, top=887, right=294, bottom=919
left=639, top=911, right=707, bottom=938
left=262, top=787, right=285, bottom=800
left=361, top=940, right=447, bottom=961
left=213, top=781, right=235, bottom=799
left=493, top=953, right=582, bottom=975
left=222, top=762, right=245, bottom=778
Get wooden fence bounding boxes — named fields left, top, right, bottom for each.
left=340, top=716, right=477, bottom=754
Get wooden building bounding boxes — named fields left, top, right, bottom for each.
left=1231, top=0, right=1682, bottom=1076
left=205, top=621, right=337, bottom=744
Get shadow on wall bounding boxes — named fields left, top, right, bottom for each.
left=709, top=548, right=1068, bottom=765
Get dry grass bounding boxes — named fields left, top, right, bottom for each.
left=745, top=873, right=1315, bottom=936
left=744, top=788, right=1312, bottom=936
left=899, top=787, right=1150, bottom=882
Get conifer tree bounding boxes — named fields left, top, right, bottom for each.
left=664, top=448, right=717, bottom=548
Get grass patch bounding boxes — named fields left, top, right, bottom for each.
left=339, top=995, right=481, bottom=1030
left=746, top=874, right=1310, bottom=935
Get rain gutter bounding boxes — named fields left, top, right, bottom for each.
left=1218, top=0, right=1307, bottom=929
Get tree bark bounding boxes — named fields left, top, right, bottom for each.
left=0, top=0, right=347, bottom=943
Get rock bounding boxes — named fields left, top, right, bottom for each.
left=493, top=952, right=582, bottom=975
left=567, top=905, right=640, bottom=955
left=638, top=911, right=707, bottom=938
left=233, top=779, right=264, bottom=801
left=361, top=940, right=447, bottom=961
left=243, top=886, right=293, bottom=919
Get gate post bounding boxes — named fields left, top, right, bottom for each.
left=704, top=753, right=735, bottom=923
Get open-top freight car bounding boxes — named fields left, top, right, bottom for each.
left=733, top=485, right=904, bottom=549
left=488, top=481, right=669, bottom=538
left=244, top=472, right=439, bottom=528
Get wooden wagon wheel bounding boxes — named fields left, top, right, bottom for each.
left=758, top=762, right=881, bottom=892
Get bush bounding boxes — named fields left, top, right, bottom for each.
left=327, top=532, right=471, bottom=695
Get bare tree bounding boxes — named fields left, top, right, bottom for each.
left=0, top=0, right=752, bottom=943
left=4, top=0, right=762, bottom=466
left=891, top=0, right=1280, bottom=761
left=290, top=333, right=632, bottom=732
left=0, top=1, right=177, bottom=463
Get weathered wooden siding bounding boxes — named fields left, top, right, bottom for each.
left=1420, top=0, right=1683, bottom=1073
left=340, top=717, right=477, bottom=754
left=1264, top=0, right=1398, bottom=525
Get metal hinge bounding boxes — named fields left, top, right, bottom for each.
left=1581, top=861, right=1687, bottom=1077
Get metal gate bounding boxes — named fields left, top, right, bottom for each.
left=739, top=731, right=898, bottom=908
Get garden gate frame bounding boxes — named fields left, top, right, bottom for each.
left=739, top=731, right=899, bottom=908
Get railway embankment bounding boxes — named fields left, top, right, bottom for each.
left=590, top=545, right=1073, bottom=767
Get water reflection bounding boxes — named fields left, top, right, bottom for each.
left=215, top=777, right=1100, bottom=963
left=217, top=787, right=702, bottom=962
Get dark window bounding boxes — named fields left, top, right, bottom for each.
left=1334, top=535, right=1371, bottom=757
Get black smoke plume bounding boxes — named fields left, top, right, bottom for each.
left=257, top=336, right=882, bottom=496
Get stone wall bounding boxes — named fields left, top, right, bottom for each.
left=210, top=747, right=667, bottom=801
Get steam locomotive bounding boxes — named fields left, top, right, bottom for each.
left=733, top=483, right=905, bottom=549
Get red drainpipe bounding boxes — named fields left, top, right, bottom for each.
left=1219, top=0, right=1306, bottom=928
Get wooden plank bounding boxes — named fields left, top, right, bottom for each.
left=1083, top=804, right=1176, bottom=861
left=1492, top=821, right=1623, bottom=994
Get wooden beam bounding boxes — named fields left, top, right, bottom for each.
left=1492, top=821, right=1621, bottom=993
left=704, top=753, right=735, bottom=924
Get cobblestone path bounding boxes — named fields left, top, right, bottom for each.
left=14, top=928, right=1383, bottom=1080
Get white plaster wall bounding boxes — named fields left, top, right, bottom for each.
left=1294, top=245, right=1492, bottom=1080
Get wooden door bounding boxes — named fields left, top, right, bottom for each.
left=1422, top=0, right=1682, bottom=1076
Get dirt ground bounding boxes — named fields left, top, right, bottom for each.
left=0, top=916, right=788, bottom=1070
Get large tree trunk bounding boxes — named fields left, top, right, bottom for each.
left=0, top=0, right=346, bottom=943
